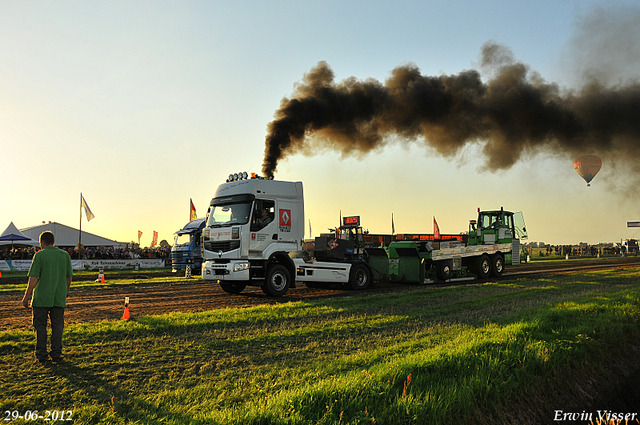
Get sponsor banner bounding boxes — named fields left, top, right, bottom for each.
left=11, top=260, right=33, bottom=271
left=0, top=261, right=11, bottom=272
left=79, top=259, right=165, bottom=270
left=2, top=259, right=165, bottom=271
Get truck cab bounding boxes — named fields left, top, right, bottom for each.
left=201, top=173, right=304, bottom=296
left=171, top=218, right=205, bottom=274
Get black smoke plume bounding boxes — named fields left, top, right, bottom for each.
left=262, top=42, right=640, bottom=178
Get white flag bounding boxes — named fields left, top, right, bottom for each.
left=81, top=194, right=95, bottom=221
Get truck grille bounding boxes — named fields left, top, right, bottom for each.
left=204, top=240, right=240, bottom=253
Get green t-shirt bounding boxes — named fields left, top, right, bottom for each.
left=28, top=246, right=73, bottom=308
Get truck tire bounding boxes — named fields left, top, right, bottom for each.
left=475, top=254, right=492, bottom=280
left=436, top=260, right=452, bottom=281
left=490, top=254, right=504, bottom=277
left=220, top=282, right=247, bottom=294
left=262, top=264, right=291, bottom=297
left=349, top=263, right=371, bottom=290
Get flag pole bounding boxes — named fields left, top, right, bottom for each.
left=392, top=213, right=395, bottom=239
left=78, top=193, right=82, bottom=248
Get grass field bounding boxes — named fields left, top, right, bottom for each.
left=1, top=269, right=639, bottom=425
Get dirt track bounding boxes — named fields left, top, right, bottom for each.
left=1, top=277, right=413, bottom=331
left=2, top=257, right=640, bottom=331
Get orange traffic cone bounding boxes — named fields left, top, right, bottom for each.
left=122, top=296, right=131, bottom=320
left=96, top=269, right=105, bottom=283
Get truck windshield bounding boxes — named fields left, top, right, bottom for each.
left=206, top=202, right=252, bottom=228
left=174, top=233, right=192, bottom=247
left=479, top=212, right=503, bottom=229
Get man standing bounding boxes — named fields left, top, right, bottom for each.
left=22, top=231, right=73, bottom=363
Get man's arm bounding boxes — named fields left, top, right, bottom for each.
left=22, top=276, right=39, bottom=308
left=66, top=252, right=73, bottom=296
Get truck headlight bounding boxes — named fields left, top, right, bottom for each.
left=234, top=262, right=250, bottom=272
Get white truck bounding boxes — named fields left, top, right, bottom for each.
left=201, top=172, right=372, bottom=296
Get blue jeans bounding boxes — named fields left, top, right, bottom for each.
left=32, top=307, right=65, bottom=360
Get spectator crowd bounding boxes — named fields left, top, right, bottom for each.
left=1, top=245, right=170, bottom=261
left=539, top=244, right=633, bottom=257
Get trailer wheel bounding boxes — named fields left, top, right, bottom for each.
left=490, top=254, right=504, bottom=277
left=436, top=260, right=452, bottom=281
left=476, top=254, right=492, bottom=280
left=262, top=264, right=291, bottom=297
left=349, top=263, right=371, bottom=290
left=219, top=281, right=247, bottom=294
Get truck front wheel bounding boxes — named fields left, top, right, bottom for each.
left=220, top=282, right=247, bottom=294
left=262, top=265, right=291, bottom=297
left=349, top=263, right=371, bottom=290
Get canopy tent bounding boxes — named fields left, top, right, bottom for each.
left=20, top=222, right=126, bottom=248
left=0, top=222, right=39, bottom=246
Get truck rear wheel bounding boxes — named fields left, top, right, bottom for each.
left=220, top=282, right=247, bottom=294
left=476, top=254, right=492, bottom=280
left=349, top=263, right=371, bottom=290
left=262, top=264, right=291, bottom=297
left=490, top=254, right=504, bottom=277
left=436, top=260, right=452, bottom=281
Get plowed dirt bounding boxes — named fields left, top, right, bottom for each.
left=2, top=256, right=639, bottom=331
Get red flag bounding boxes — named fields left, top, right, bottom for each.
left=138, top=230, right=143, bottom=245
left=152, top=231, right=158, bottom=247
left=434, top=217, right=441, bottom=239
left=190, top=199, right=197, bottom=221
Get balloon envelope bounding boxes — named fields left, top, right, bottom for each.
left=574, top=155, right=602, bottom=186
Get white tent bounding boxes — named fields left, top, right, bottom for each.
left=0, top=222, right=39, bottom=246
left=20, top=222, right=126, bottom=248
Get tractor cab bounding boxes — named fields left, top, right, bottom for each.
left=468, top=208, right=528, bottom=246
left=338, top=216, right=366, bottom=255
left=313, top=215, right=366, bottom=262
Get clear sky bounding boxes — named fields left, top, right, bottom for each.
left=2, top=0, right=639, bottom=247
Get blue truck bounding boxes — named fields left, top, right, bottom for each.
left=171, top=218, right=205, bottom=274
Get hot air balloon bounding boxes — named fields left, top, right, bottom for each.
left=574, top=155, right=602, bottom=186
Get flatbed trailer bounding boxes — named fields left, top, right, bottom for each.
left=378, top=208, right=527, bottom=283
